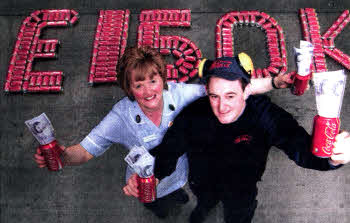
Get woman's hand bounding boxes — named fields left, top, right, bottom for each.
left=123, top=173, right=159, bottom=198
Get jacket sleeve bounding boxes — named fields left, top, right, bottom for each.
left=260, top=98, right=341, bottom=171
left=149, top=108, right=191, bottom=180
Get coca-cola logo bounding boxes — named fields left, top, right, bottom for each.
left=322, top=120, right=338, bottom=154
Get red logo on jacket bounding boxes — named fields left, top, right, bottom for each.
left=209, top=60, right=231, bottom=70
left=234, top=135, right=252, bottom=144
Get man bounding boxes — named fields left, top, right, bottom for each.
left=124, top=55, right=350, bottom=223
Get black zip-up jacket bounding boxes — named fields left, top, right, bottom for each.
left=150, top=95, right=339, bottom=199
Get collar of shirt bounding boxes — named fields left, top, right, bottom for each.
left=127, top=87, right=177, bottom=129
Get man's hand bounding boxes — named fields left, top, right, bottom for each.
left=329, top=131, right=350, bottom=166
left=34, top=144, right=65, bottom=168
left=274, top=72, right=295, bottom=89
left=123, top=173, right=159, bottom=198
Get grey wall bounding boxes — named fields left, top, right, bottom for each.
left=1, top=0, right=350, bottom=223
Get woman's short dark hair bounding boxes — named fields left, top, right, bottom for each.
left=117, top=46, right=168, bottom=100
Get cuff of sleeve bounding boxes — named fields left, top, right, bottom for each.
left=328, top=159, right=343, bottom=170
left=80, top=136, right=105, bottom=157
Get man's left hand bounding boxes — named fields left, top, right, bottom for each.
left=329, top=131, right=350, bottom=166
left=274, top=72, right=295, bottom=89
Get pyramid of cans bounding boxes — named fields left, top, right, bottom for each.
left=321, top=9, right=350, bottom=70
left=138, top=9, right=202, bottom=82
left=216, top=11, right=287, bottom=79
left=4, top=9, right=79, bottom=93
left=89, top=10, right=130, bottom=85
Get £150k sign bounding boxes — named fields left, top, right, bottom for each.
left=4, top=8, right=350, bottom=94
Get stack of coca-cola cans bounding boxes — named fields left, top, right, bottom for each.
left=137, top=9, right=201, bottom=83
left=215, top=10, right=288, bottom=79
left=5, top=9, right=79, bottom=93
left=322, top=10, right=350, bottom=70
left=89, top=10, right=130, bottom=85
left=300, top=8, right=327, bottom=73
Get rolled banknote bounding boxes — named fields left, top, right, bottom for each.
left=25, top=113, right=63, bottom=171
left=125, top=145, right=155, bottom=178
left=294, top=40, right=313, bottom=76
left=312, top=70, right=346, bottom=118
left=25, top=113, right=55, bottom=145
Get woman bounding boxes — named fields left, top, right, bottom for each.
left=34, top=46, right=292, bottom=218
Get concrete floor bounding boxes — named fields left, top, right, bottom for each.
left=1, top=1, right=350, bottom=222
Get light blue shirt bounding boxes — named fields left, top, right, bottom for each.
left=80, top=82, right=206, bottom=198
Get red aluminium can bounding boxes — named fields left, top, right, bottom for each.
left=39, top=140, right=64, bottom=171
left=137, top=175, right=156, bottom=203
left=291, top=73, right=310, bottom=96
left=311, top=115, right=340, bottom=158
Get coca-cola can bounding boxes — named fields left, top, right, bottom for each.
left=179, top=75, right=189, bottom=82
left=195, top=49, right=202, bottom=58
left=311, top=115, right=340, bottom=158
left=172, top=69, right=178, bottom=78
left=216, top=50, right=222, bottom=59
left=189, top=69, right=198, bottom=78
left=256, top=18, right=266, bottom=26
left=255, top=68, right=262, bottom=78
left=172, top=49, right=182, bottom=58
left=179, top=66, right=189, bottom=74
left=179, top=42, right=188, bottom=51
left=291, top=73, right=310, bottom=96
left=182, top=61, right=194, bottom=69
left=250, top=15, right=256, bottom=24
left=39, top=140, right=64, bottom=171
left=223, top=21, right=232, bottom=28
left=183, top=48, right=194, bottom=56
left=262, top=22, right=272, bottom=29
left=166, top=67, right=172, bottom=78
left=185, top=56, right=196, bottom=62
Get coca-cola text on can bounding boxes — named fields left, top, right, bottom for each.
left=311, top=115, right=340, bottom=158
left=137, top=175, right=156, bottom=203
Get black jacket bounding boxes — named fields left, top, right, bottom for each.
left=150, top=95, right=338, bottom=198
